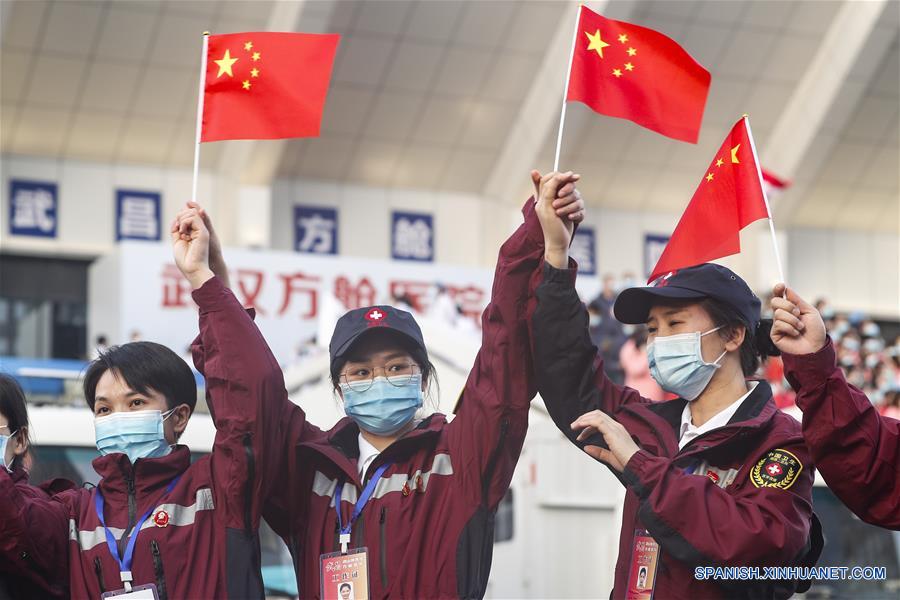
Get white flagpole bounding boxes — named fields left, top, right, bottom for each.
left=744, top=114, right=786, bottom=285
left=191, top=32, right=210, bottom=204
left=553, top=4, right=582, bottom=172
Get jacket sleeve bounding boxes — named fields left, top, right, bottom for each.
left=783, top=338, right=900, bottom=529
left=0, top=470, right=70, bottom=591
left=191, top=276, right=322, bottom=537
left=532, top=263, right=648, bottom=448
left=621, top=441, right=815, bottom=567
left=445, top=199, right=545, bottom=509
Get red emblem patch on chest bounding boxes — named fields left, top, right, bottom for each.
left=706, top=470, right=720, bottom=484
left=153, top=510, right=170, bottom=527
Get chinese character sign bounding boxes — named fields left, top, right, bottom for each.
left=570, top=227, right=596, bottom=275
left=644, top=234, right=670, bottom=279
left=295, top=205, right=338, bottom=255
left=9, top=180, right=57, bottom=238
left=116, top=190, right=161, bottom=241
left=392, top=211, right=433, bottom=262
left=99, top=243, right=493, bottom=367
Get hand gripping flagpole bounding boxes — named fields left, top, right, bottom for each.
left=553, top=4, right=582, bottom=172
left=744, top=114, right=786, bottom=286
left=191, top=32, right=210, bottom=204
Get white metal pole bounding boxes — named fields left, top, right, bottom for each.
left=191, top=32, right=210, bottom=204
left=553, top=4, right=582, bottom=172
left=744, top=114, right=786, bottom=285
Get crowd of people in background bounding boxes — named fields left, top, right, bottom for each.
left=583, top=273, right=900, bottom=418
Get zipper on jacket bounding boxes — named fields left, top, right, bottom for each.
left=93, top=556, right=106, bottom=593
left=150, top=540, right=167, bottom=600
left=481, top=418, right=509, bottom=504
left=117, top=471, right=138, bottom=556
left=379, top=506, right=388, bottom=588
left=242, top=432, right=255, bottom=536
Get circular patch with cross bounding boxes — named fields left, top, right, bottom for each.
left=750, top=448, right=802, bottom=490
left=365, top=308, right=386, bottom=323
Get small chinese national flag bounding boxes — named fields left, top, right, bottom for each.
left=202, top=32, right=339, bottom=142
left=648, top=117, right=770, bottom=282
left=567, top=6, right=710, bottom=143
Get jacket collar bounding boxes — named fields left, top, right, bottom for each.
left=300, top=414, right=446, bottom=485
left=628, top=379, right=776, bottom=457
left=93, top=445, right=191, bottom=502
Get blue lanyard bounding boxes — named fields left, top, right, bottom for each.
left=93, top=476, right=181, bottom=588
left=334, top=462, right=393, bottom=540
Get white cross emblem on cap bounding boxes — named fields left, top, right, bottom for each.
left=367, top=309, right=384, bottom=321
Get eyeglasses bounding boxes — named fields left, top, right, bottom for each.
left=339, top=362, right=420, bottom=393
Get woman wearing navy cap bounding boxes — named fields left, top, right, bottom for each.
left=531, top=234, right=822, bottom=598
left=175, top=170, right=585, bottom=599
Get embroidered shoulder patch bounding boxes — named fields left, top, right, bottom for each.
left=750, top=448, right=802, bottom=490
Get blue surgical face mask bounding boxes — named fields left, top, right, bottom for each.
left=94, top=409, right=176, bottom=464
left=647, top=327, right=726, bottom=401
left=341, top=374, right=423, bottom=436
left=0, top=430, right=18, bottom=472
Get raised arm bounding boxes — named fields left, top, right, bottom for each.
left=531, top=197, right=647, bottom=450
left=172, top=207, right=319, bottom=539
left=447, top=171, right=584, bottom=509
left=771, top=284, right=900, bottom=529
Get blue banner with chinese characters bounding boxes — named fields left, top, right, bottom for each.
left=644, top=234, right=671, bottom=279
left=391, top=211, right=433, bottom=262
left=116, top=190, right=161, bottom=241
left=570, top=226, right=596, bottom=275
left=9, top=180, right=57, bottom=238
left=294, top=205, right=338, bottom=255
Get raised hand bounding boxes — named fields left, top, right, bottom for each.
left=175, top=202, right=231, bottom=289
left=531, top=170, right=584, bottom=268
left=171, top=210, right=214, bottom=290
left=571, top=410, right=640, bottom=472
left=770, top=283, right=827, bottom=355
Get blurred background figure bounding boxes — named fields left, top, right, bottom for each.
left=588, top=274, right=626, bottom=384
left=618, top=327, right=664, bottom=401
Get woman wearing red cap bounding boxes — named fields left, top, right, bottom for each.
left=531, top=230, right=822, bottom=598
left=175, top=170, right=585, bottom=599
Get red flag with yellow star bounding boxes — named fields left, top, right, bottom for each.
left=567, top=6, right=710, bottom=143
left=648, top=117, right=770, bottom=282
left=201, top=32, right=339, bottom=142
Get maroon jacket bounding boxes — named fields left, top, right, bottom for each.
left=0, top=279, right=285, bottom=599
left=192, top=200, right=545, bottom=598
left=0, top=468, right=73, bottom=599
left=784, top=338, right=900, bottom=530
left=532, top=264, right=822, bottom=599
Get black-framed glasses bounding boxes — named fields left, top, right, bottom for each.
left=339, top=362, right=421, bottom=393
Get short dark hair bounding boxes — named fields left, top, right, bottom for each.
left=83, top=341, right=197, bottom=413
left=699, top=298, right=779, bottom=376
left=0, top=374, right=32, bottom=470
left=339, top=583, right=351, bottom=592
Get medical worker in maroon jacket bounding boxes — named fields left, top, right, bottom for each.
left=0, top=212, right=284, bottom=599
left=531, top=235, right=822, bottom=597
left=179, top=171, right=585, bottom=599
left=771, top=283, right=899, bottom=530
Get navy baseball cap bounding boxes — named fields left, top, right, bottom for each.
left=613, top=264, right=761, bottom=329
left=329, top=305, right=427, bottom=369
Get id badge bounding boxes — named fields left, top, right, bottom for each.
left=100, top=584, right=159, bottom=599
left=625, top=529, right=659, bottom=600
left=320, top=547, right=370, bottom=600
